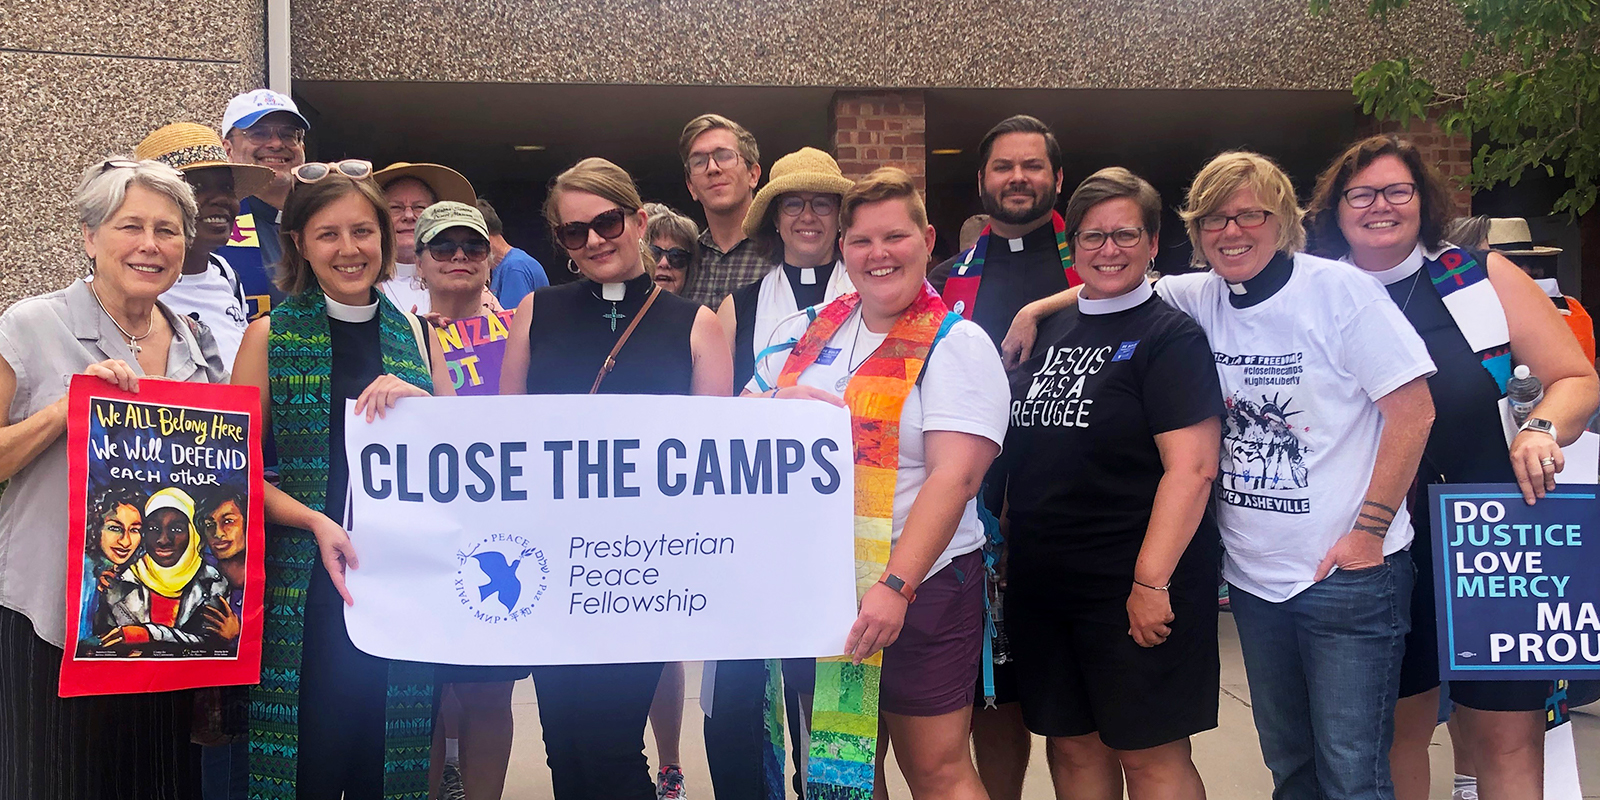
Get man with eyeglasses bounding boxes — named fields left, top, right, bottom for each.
left=678, top=114, right=768, bottom=307
left=217, top=89, right=311, bottom=320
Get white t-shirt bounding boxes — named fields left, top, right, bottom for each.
left=749, top=308, right=1010, bottom=580
left=159, top=253, right=249, bottom=369
left=1155, top=252, right=1436, bottom=602
left=380, top=262, right=431, bottom=315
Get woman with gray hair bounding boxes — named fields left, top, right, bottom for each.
left=644, top=202, right=698, bottom=295
left=0, top=156, right=228, bottom=799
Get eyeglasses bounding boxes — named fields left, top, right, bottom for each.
left=650, top=245, right=693, bottom=271
left=292, top=160, right=373, bottom=184
left=1074, top=227, right=1145, bottom=251
left=1198, top=210, right=1273, bottom=232
left=236, top=124, right=306, bottom=146
left=389, top=203, right=431, bottom=217
left=1342, top=182, right=1417, bottom=209
left=556, top=207, right=631, bottom=250
left=779, top=195, right=838, bottom=217
left=686, top=148, right=743, bottom=176
left=424, top=238, right=491, bottom=262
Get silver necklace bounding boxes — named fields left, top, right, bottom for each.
left=1400, top=269, right=1424, bottom=312
left=89, top=281, right=156, bottom=354
left=835, top=315, right=883, bottom=393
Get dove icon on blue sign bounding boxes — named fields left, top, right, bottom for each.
left=471, top=552, right=524, bottom=613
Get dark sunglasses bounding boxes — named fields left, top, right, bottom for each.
left=649, top=245, right=693, bottom=271
left=292, top=159, right=373, bottom=184
left=556, top=207, right=631, bottom=251
left=425, top=239, right=491, bottom=261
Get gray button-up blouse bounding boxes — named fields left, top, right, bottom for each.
left=0, top=279, right=228, bottom=648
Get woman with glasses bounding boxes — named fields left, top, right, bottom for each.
left=643, top=203, right=698, bottom=295
left=231, top=158, right=455, bottom=800
left=500, top=157, right=731, bottom=800
left=999, top=168, right=1222, bottom=800
left=1307, top=135, right=1598, bottom=800
left=0, top=156, right=228, bottom=800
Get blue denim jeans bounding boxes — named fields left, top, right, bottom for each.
left=1231, top=550, right=1413, bottom=800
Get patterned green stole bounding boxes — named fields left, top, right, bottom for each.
left=250, top=290, right=435, bottom=800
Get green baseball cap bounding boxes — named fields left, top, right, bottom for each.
left=415, top=201, right=490, bottom=246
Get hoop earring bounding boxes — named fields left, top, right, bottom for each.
left=567, top=259, right=580, bottom=274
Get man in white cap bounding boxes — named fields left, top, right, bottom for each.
left=216, top=89, right=311, bottom=320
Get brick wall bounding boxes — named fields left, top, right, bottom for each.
left=1359, top=113, right=1473, bottom=216
left=830, top=91, right=928, bottom=192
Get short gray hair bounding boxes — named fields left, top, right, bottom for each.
left=643, top=203, right=699, bottom=249
left=73, top=156, right=199, bottom=243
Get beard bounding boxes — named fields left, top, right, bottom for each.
left=981, top=183, right=1058, bottom=226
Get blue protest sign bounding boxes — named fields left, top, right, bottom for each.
left=1431, top=483, right=1600, bottom=680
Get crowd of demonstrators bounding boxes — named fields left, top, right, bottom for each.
left=5, top=85, right=1600, bottom=800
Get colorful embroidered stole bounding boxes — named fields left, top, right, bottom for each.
left=1424, top=247, right=1513, bottom=392
left=251, top=291, right=436, bottom=800
left=940, top=210, right=1080, bottom=319
left=776, top=283, right=957, bottom=799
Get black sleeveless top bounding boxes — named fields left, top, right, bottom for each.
left=523, top=272, right=700, bottom=395
left=729, top=263, right=835, bottom=391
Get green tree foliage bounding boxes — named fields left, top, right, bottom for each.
left=1313, top=0, right=1598, bottom=215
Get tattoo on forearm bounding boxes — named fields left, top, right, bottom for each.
left=1362, top=500, right=1397, bottom=517
left=1353, top=523, right=1389, bottom=538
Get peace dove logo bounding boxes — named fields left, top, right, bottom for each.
left=456, top=534, right=549, bottom=624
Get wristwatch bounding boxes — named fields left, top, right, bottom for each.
left=879, top=572, right=916, bottom=604
left=1520, top=417, right=1557, bottom=441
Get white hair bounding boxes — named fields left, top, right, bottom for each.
left=73, top=156, right=199, bottom=243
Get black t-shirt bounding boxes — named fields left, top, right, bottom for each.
left=1001, top=294, right=1224, bottom=601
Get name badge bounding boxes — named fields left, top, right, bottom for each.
left=816, top=347, right=842, bottom=365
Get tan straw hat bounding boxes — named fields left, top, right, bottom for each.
left=742, top=147, right=856, bottom=239
left=1485, top=217, right=1562, bottom=256
left=373, top=162, right=476, bottom=205
left=134, top=122, right=274, bottom=198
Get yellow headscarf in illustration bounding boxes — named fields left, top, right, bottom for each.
left=131, top=487, right=204, bottom=598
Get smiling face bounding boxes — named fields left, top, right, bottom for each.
left=145, top=507, right=190, bottom=568
left=650, top=234, right=688, bottom=294
left=385, top=178, right=436, bottom=258
left=98, top=504, right=142, bottom=566
left=292, top=191, right=385, bottom=305
left=979, top=132, right=1063, bottom=226
left=685, top=129, right=759, bottom=215
left=1336, top=154, right=1422, bottom=264
left=202, top=499, right=245, bottom=561
left=1198, top=186, right=1282, bottom=284
left=223, top=111, right=305, bottom=183
left=1074, top=198, right=1157, bottom=300
left=83, top=184, right=188, bottom=302
left=842, top=198, right=937, bottom=327
left=186, top=167, right=239, bottom=254
left=776, top=192, right=840, bottom=268
left=418, top=227, right=491, bottom=298
left=557, top=190, right=648, bottom=284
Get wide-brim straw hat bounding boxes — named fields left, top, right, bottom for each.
left=742, top=147, right=856, bottom=239
left=134, top=122, right=275, bottom=198
left=1486, top=217, right=1562, bottom=256
left=373, top=162, right=476, bottom=205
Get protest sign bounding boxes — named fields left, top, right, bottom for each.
left=61, top=376, right=264, bottom=696
left=1431, top=483, right=1600, bottom=680
left=342, top=394, right=859, bottom=666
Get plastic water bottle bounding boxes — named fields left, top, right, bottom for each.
left=1507, top=365, right=1544, bottom=425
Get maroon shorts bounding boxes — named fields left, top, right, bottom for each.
left=880, top=549, right=985, bottom=717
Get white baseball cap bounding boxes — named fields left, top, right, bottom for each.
left=221, top=89, right=310, bottom=135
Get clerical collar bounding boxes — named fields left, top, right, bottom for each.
left=1081, top=278, right=1154, bottom=316
left=1227, top=251, right=1294, bottom=308
left=991, top=219, right=1056, bottom=253
left=1359, top=243, right=1426, bottom=287
left=325, top=293, right=378, bottom=322
left=784, top=261, right=832, bottom=286
left=590, top=272, right=652, bottom=302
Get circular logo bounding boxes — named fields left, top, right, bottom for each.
left=952, top=300, right=966, bottom=315
left=455, top=533, right=549, bottom=624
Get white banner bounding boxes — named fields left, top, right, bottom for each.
left=340, top=394, right=858, bottom=666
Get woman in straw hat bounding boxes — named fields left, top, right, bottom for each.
left=373, top=162, right=478, bottom=315
left=136, top=122, right=275, bottom=368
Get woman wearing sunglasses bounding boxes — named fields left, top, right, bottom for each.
left=500, top=157, right=731, bottom=800
left=1307, top=135, right=1598, bottom=800
left=232, top=159, right=455, bottom=800
left=643, top=203, right=698, bottom=295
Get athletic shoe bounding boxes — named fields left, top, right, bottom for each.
left=1218, top=582, right=1231, bottom=611
left=440, top=761, right=466, bottom=800
left=656, top=764, right=687, bottom=799
left=1452, top=788, right=1478, bottom=800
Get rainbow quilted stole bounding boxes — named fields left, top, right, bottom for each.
left=1424, top=247, right=1513, bottom=393
left=939, top=209, right=1080, bottom=320
left=776, top=282, right=955, bottom=799
left=251, top=290, right=436, bottom=800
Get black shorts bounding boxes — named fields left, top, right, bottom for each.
left=1006, top=586, right=1219, bottom=751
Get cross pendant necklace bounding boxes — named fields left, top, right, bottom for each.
left=603, top=304, right=626, bottom=331
left=89, top=280, right=154, bottom=354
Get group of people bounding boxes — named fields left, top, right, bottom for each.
left=0, top=84, right=1593, bottom=800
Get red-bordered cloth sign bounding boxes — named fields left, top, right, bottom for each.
left=60, top=375, right=264, bottom=697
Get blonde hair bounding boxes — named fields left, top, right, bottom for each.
left=1180, top=151, right=1305, bottom=265
left=841, top=168, right=928, bottom=232
left=678, top=114, right=760, bottom=172
left=542, top=158, right=644, bottom=235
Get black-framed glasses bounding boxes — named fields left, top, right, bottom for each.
left=292, top=160, right=373, bottom=184
left=1198, top=210, right=1273, bottom=232
left=1342, top=182, right=1417, bottom=209
left=779, top=195, right=839, bottom=217
left=1074, top=227, right=1145, bottom=251
left=556, top=207, right=631, bottom=250
left=686, top=147, right=742, bottom=176
left=237, top=124, right=306, bottom=146
left=424, top=239, right=490, bottom=262
left=650, top=245, right=693, bottom=271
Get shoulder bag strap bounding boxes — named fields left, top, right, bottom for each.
left=590, top=286, right=662, bottom=394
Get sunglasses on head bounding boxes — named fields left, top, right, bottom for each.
left=291, top=159, right=374, bottom=184
left=556, top=207, right=631, bottom=251
left=649, top=245, right=693, bottom=271
left=424, top=238, right=491, bottom=262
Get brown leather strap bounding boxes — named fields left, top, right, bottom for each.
left=590, top=285, right=662, bottom=394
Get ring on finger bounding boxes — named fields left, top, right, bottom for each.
left=1541, top=457, right=1557, bottom=467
